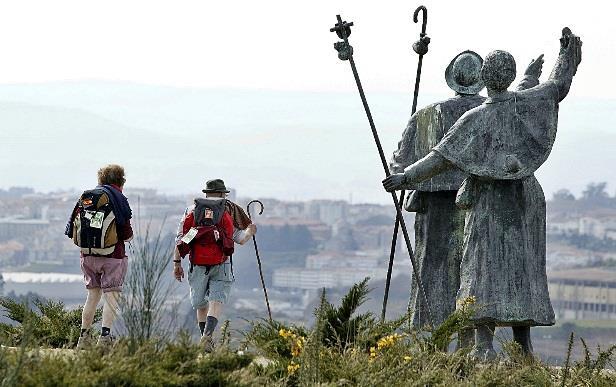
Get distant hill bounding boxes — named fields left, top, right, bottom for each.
left=0, top=81, right=615, bottom=202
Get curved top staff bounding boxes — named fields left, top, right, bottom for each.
left=247, top=200, right=264, bottom=218
left=330, top=13, right=434, bottom=327
left=247, top=199, right=272, bottom=321
left=414, top=6, right=427, bottom=37
left=382, top=5, right=431, bottom=323
left=411, top=5, right=430, bottom=110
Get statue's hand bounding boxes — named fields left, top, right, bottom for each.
left=382, top=173, right=406, bottom=192
left=524, top=54, right=544, bottom=78
left=560, top=28, right=582, bottom=67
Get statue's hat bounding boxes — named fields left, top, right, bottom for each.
left=445, top=50, right=485, bottom=95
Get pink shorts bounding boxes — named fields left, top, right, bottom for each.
left=81, top=256, right=128, bottom=292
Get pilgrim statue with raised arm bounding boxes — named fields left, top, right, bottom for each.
left=384, top=28, right=582, bottom=360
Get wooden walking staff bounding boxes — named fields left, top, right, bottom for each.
left=247, top=200, right=272, bottom=321
left=382, top=5, right=430, bottom=323
left=330, top=14, right=434, bottom=327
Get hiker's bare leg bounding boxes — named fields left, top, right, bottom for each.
left=197, top=307, right=209, bottom=321
left=81, top=288, right=102, bottom=330
left=77, top=288, right=103, bottom=347
left=512, top=326, right=533, bottom=355
left=102, top=291, right=120, bottom=331
left=472, top=323, right=497, bottom=361
left=207, top=301, right=222, bottom=319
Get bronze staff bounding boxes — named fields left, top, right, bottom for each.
left=330, top=14, right=433, bottom=327
left=382, top=5, right=431, bottom=323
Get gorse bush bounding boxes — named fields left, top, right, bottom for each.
left=0, top=296, right=101, bottom=348
left=244, top=318, right=308, bottom=360
left=244, top=280, right=616, bottom=386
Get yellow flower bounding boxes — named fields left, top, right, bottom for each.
left=376, top=333, right=402, bottom=351
left=287, top=361, right=300, bottom=375
left=457, top=296, right=477, bottom=308
left=280, top=328, right=306, bottom=357
left=403, top=355, right=412, bottom=362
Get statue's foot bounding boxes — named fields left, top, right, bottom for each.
left=472, top=324, right=497, bottom=362
left=470, top=347, right=497, bottom=362
left=456, top=328, right=474, bottom=351
left=512, top=326, right=534, bottom=357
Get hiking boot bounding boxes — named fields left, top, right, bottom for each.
left=96, top=335, right=114, bottom=349
left=76, top=335, right=94, bottom=350
left=200, top=334, right=214, bottom=353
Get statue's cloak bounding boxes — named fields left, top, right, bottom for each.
left=391, top=95, right=485, bottom=191
left=434, top=82, right=560, bottom=179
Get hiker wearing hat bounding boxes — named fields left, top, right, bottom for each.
left=389, top=51, right=544, bottom=337
left=172, top=179, right=256, bottom=353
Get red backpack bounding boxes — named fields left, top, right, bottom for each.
left=177, top=198, right=234, bottom=266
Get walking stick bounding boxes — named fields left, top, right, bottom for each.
left=247, top=200, right=272, bottom=321
left=330, top=14, right=434, bottom=327
left=381, top=5, right=430, bottom=323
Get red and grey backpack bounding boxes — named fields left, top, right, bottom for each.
left=177, top=198, right=234, bottom=266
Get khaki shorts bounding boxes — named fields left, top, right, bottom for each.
left=187, top=262, right=234, bottom=309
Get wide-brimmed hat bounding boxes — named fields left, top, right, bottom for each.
left=445, top=50, right=485, bottom=95
left=202, top=179, right=230, bottom=194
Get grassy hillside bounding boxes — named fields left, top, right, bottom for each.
left=1, top=281, right=615, bottom=386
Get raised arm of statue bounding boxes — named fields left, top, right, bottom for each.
left=390, top=114, right=418, bottom=174
left=548, top=28, right=582, bottom=101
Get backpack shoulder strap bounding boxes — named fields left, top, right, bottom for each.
left=64, top=200, right=80, bottom=237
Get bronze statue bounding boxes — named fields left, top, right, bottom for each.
left=384, top=28, right=582, bottom=360
left=390, top=50, right=485, bottom=331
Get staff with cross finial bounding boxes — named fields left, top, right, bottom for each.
left=247, top=200, right=272, bottom=321
left=330, top=14, right=434, bottom=327
left=382, top=5, right=431, bottom=323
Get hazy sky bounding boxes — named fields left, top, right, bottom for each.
left=0, top=1, right=615, bottom=203
left=0, top=0, right=613, bottom=98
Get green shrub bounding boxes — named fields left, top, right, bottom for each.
left=0, top=296, right=101, bottom=348
left=1, top=337, right=254, bottom=387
